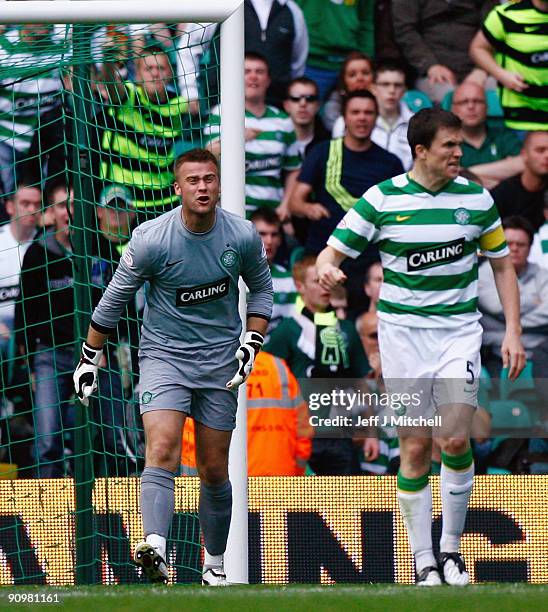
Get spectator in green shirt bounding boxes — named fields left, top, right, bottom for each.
left=297, top=0, right=375, bottom=102
left=452, top=81, right=523, bottom=190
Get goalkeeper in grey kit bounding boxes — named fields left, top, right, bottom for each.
left=73, top=148, right=273, bottom=585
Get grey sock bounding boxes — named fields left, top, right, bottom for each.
left=199, top=480, right=232, bottom=556
left=141, top=466, right=175, bottom=539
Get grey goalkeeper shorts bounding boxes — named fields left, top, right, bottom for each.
left=138, top=340, right=239, bottom=431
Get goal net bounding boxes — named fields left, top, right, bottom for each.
left=0, top=1, right=245, bottom=586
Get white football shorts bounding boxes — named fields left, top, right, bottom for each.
left=378, top=319, right=482, bottom=417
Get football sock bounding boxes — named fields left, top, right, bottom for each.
left=146, top=533, right=166, bottom=560
left=141, top=466, right=175, bottom=548
left=199, top=480, right=232, bottom=557
left=397, top=471, right=436, bottom=573
left=204, top=551, right=224, bottom=569
left=440, top=449, right=474, bottom=553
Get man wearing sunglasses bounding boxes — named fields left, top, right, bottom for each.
left=283, top=77, right=330, bottom=159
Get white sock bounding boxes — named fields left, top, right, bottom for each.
left=204, top=551, right=224, bottom=569
left=397, top=484, right=436, bottom=572
left=440, top=461, right=474, bottom=553
left=146, top=533, right=166, bottom=560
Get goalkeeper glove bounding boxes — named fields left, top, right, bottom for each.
left=226, top=331, right=264, bottom=390
left=73, top=342, right=103, bottom=407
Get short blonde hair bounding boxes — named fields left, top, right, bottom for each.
left=173, top=148, right=219, bottom=177
left=292, top=254, right=317, bottom=284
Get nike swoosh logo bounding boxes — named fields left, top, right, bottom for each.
left=396, top=215, right=411, bottom=222
left=166, top=259, right=183, bottom=268
left=525, top=26, right=540, bottom=32
left=449, top=491, right=468, bottom=495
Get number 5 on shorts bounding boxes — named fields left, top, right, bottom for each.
left=466, top=360, right=475, bottom=385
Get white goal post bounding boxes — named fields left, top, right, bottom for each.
left=0, top=0, right=248, bottom=584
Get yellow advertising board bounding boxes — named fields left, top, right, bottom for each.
left=0, top=476, right=545, bottom=585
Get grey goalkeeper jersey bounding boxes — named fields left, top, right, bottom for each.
left=92, top=206, right=273, bottom=352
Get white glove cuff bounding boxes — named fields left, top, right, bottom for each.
left=82, top=342, right=103, bottom=366
left=244, top=330, right=264, bottom=347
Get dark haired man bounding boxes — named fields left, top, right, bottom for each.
left=290, top=90, right=403, bottom=255
left=317, top=107, right=525, bottom=586
left=73, top=148, right=273, bottom=585
left=332, top=61, right=414, bottom=170
left=289, top=89, right=403, bottom=312
left=370, top=61, right=414, bottom=170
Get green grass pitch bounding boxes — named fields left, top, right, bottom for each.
left=1, top=584, right=546, bottom=612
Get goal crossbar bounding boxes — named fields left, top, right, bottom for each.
left=0, top=0, right=242, bottom=24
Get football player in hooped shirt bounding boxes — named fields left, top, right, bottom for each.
left=73, top=148, right=273, bottom=585
left=317, top=108, right=525, bottom=586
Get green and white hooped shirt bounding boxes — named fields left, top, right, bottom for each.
left=328, top=173, right=509, bottom=329
left=0, top=27, right=69, bottom=153
left=204, top=104, right=301, bottom=215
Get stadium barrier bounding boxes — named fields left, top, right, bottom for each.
left=0, top=475, right=545, bottom=585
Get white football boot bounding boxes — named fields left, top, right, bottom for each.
left=202, top=566, right=228, bottom=586
left=439, top=552, right=470, bottom=586
left=416, top=566, right=442, bottom=586
left=134, top=541, right=169, bottom=583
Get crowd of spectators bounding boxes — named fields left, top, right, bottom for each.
left=0, top=1, right=546, bottom=478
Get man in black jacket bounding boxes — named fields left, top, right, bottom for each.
left=16, top=182, right=135, bottom=477
left=200, top=0, right=309, bottom=109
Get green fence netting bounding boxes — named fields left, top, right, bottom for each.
left=0, top=21, right=220, bottom=584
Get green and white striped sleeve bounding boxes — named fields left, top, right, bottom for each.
left=202, top=104, right=221, bottom=144
left=327, top=186, right=381, bottom=259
